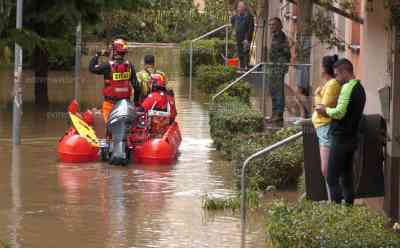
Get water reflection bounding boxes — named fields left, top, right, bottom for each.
left=0, top=46, right=269, bottom=248
left=10, top=145, right=22, bottom=248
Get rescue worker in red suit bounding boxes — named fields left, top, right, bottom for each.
left=137, top=74, right=177, bottom=137
left=89, top=38, right=139, bottom=123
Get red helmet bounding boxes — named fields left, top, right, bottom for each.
left=151, top=73, right=167, bottom=88
left=112, top=38, right=128, bottom=55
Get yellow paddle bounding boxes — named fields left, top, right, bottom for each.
left=69, top=112, right=99, bottom=147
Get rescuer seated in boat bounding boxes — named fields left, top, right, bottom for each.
left=89, top=38, right=139, bottom=123
left=136, top=54, right=167, bottom=105
left=137, top=74, right=177, bottom=137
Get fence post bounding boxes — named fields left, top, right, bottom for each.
left=189, top=41, right=193, bottom=101
left=12, top=0, right=23, bottom=145
left=74, top=19, right=81, bottom=101
left=262, top=63, right=266, bottom=116
left=225, top=25, right=229, bottom=66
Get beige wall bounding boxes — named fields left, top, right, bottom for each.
left=359, top=0, right=391, bottom=115
left=194, top=0, right=205, bottom=11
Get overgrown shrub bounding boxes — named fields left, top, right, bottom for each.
left=180, top=39, right=236, bottom=76
left=195, top=64, right=252, bottom=104
left=209, top=100, right=264, bottom=152
left=209, top=99, right=303, bottom=190
left=297, top=172, right=306, bottom=195
left=215, top=80, right=252, bottom=105
left=195, top=64, right=236, bottom=94
left=85, top=0, right=231, bottom=43
left=267, top=200, right=400, bottom=248
left=231, top=127, right=304, bottom=190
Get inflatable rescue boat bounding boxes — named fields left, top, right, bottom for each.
left=58, top=100, right=181, bottom=165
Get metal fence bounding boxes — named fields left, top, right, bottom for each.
left=212, top=63, right=313, bottom=117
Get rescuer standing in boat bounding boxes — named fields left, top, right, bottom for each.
left=89, top=38, right=139, bottom=122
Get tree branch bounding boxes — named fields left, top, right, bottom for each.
left=286, top=0, right=364, bottom=24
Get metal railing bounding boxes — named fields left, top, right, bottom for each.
left=211, top=63, right=312, bottom=115
left=240, top=131, right=303, bottom=247
left=211, top=62, right=265, bottom=101
left=189, top=24, right=231, bottom=100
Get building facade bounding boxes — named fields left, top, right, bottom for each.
left=256, top=0, right=399, bottom=220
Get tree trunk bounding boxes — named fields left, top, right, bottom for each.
left=255, top=0, right=268, bottom=63
left=296, top=0, right=313, bottom=117
left=102, top=10, right=112, bottom=46
left=0, top=0, right=12, bottom=34
left=296, top=0, right=313, bottom=63
left=33, top=46, right=49, bottom=105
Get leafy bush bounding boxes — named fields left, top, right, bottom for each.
left=209, top=100, right=303, bottom=190
left=195, top=64, right=236, bottom=93
left=180, top=39, right=236, bottom=76
left=195, top=64, right=252, bottom=104
left=231, top=127, right=304, bottom=190
left=267, top=200, right=400, bottom=248
left=297, top=172, right=306, bottom=195
left=215, top=80, right=252, bottom=105
left=85, top=0, right=232, bottom=43
left=209, top=100, right=264, bottom=152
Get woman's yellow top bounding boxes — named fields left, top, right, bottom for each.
left=312, top=79, right=341, bottom=128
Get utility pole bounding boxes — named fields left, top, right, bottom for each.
left=12, top=0, right=23, bottom=145
left=74, top=19, right=82, bottom=101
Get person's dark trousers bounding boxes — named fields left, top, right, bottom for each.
left=268, top=69, right=286, bottom=114
left=236, top=40, right=249, bottom=69
left=327, top=136, right=358, bottom=205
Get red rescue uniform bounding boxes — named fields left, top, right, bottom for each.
left=141, top=91, right=177, bottom=136
left=89, top=55, right=139, bottom=122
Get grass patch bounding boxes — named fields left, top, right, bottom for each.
left=202, top=190, right=261, bottom=211
left=267, top=200, right=400, bottom=248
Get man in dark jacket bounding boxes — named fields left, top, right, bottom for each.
left=315, top=58, right=366, bottom=205
left=266, top=17, right=291, bottom=123
left=230, top=1, right=254, bottom=69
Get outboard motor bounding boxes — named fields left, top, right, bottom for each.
left=106, top=99, right=136, bottom=165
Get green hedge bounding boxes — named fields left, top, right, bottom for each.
left=267, top=200, right=400, bottom=248
left=209, top=99, right=303, bottom=190
left=195, top=64, right=236, bottom=94
left=180, top=38, right=236, bottom=76
left=215, top=80, right=252, bottom=105
left=231, top=127, right=303, bottom=190
left=209, top=100, right=264, bottom=153
left=195, top=64, right=252, bottom=103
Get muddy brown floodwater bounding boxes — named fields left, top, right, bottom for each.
left=0, top=45, right=293, bottom=248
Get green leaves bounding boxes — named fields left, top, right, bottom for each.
left=6, top=28, right=73, bottom=57
left=267, top=200, right=400, bottom=248
left=195, top=64, right=237, bottom=94
left=230, top=127, right=304, bottom=190
left=0, top=0, right=13, bottom=35
left=209, top=100, right=303, bottom=191
left=180, top=39, right=236, bottom=76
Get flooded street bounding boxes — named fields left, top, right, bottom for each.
left=0, top=46, right=267, bottom=247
